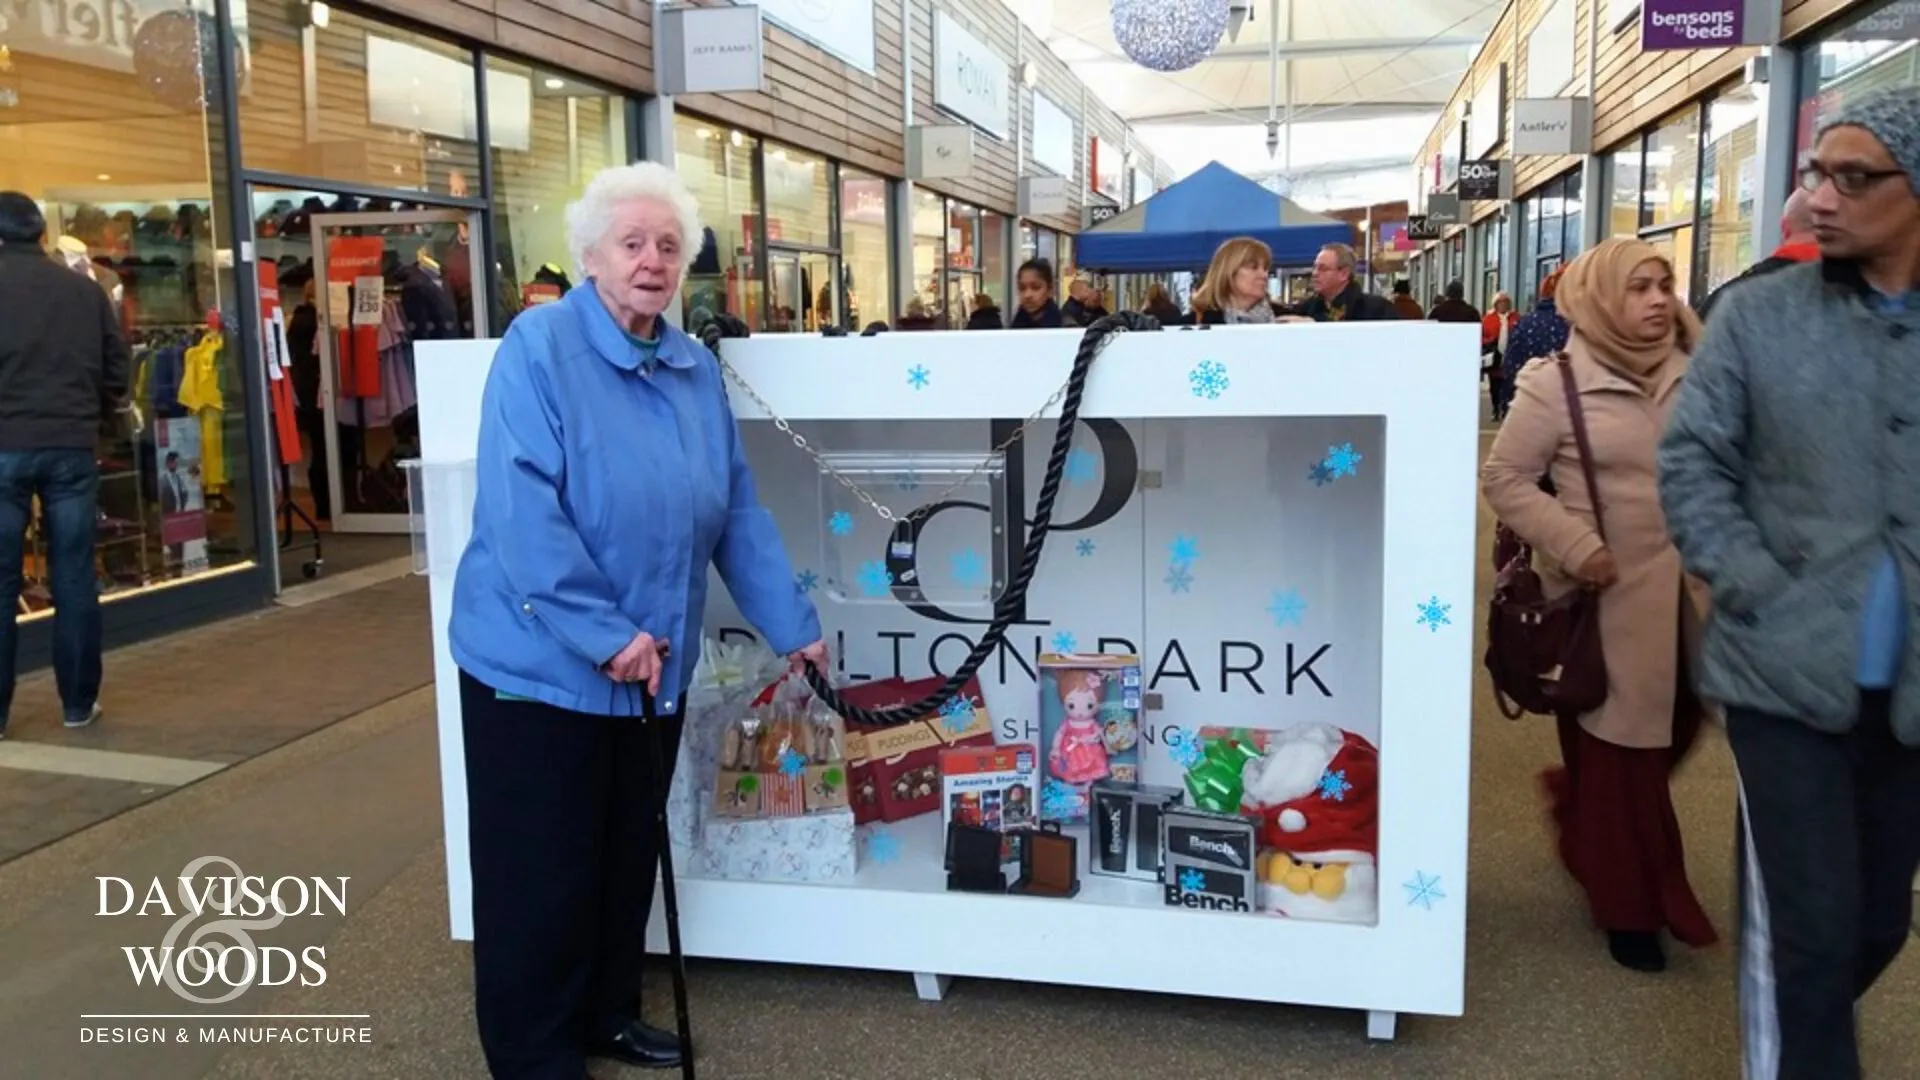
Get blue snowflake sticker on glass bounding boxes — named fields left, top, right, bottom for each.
left=1266, top=588, right=1307, bottom=628
left=1165, top=727, right=1206, bottom=769
left=795, top=569, right=819, bottom=593
left=1041, top=778, right=1082, bottom=820
left=1051, top=630, right=1078, bottom=653
left=865, top=827, right=901, bottom=865
left=828, top=510, right=855, bottom=537
left=855, top=560, right=893, bottom=597
left=778, top=747, right=807, bottom=777
left=898, top=468, right=921, bottom=492
left=1169, top=534, right=1201, bottom=563
left=1307, top=461, right=1335, bottom=487
left=906, top=364, right=930, bottom=390
left=950, top=549, right=988, bottom=589
left=1188, top=359, right=1230, bottom=400
left=1403, top=871, right=1445, bottom=911
left=937, top=696, right=976, bottom=734
left=1317, top=767, right=1351, bottom=802
left=1416, top=595, right=1453, bottom=633
left=1064, top=447, right=1099, bottom=486
left=1178, top=867, right=1206, bottom=894
left=1076, top=538, right=1096, bottom=557
left=1164, top=562, right=1195, bottom=594
left=1322, top=442, right=1363, bottom=479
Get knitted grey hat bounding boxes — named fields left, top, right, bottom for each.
left=1820, top=85, right=1920, bottom=197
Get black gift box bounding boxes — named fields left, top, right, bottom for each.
left=1088, top=779, right=1184, bottom=881
left=1159, top=805, right=1258, bottom=913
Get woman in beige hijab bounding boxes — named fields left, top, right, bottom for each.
left=1481, top=237, right=1716, bottom=973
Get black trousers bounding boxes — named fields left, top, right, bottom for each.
left=460, top=670, right=684, bottom=1080
left=1727, top=690, right=1920, bottom=1080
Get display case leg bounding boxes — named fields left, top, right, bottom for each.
left=912, top=973, right=951, bottom=1002
left=1366, top=1010, right=1398, bottom=1041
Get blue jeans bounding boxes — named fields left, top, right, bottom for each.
left=0, top=449, right=103, bottom=728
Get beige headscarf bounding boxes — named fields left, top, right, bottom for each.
left=1555, top=237, right=1701, bottom=395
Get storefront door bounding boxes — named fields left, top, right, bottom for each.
left=247, top=196, right=487, bottom=547
left=768, top=249, right=839, bottom=333
left=943, top=271, right=982, bottom=329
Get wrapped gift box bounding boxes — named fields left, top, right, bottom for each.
left=839, top=674, right=996, bottom=824
left=694, top=809, right=858, bottom=884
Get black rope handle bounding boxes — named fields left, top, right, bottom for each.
left=774, top=311, right=1162, bottom=726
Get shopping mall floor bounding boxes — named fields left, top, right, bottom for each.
left=0, top=454, right=1914, bottom=1080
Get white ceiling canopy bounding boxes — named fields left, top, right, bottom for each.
left=1008, top=0, right=1501, bottom=183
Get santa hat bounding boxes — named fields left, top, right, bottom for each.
left=1254, top=728, right=1379, bottom=864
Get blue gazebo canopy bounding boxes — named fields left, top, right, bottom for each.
left=1074, top=161, right=1352, bottom=273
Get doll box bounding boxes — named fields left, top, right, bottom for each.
left=1037, top=654, right=1144, bottom=825
left=695, top=809, right=858, bottom=885
left=838, top=674, right=995, bottom=824
left=941, top=743, right=1041, bottom=839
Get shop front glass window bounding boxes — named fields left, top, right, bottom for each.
left=1608, top=145, right=1643, bottom=238
left=237, top=3, right=480, bottom=198
left=907, top=189, right=944, bottom=325
left=1795, top=0, right=1919, bottom=163
left=1562, top=168, right=1585, bottom=258
left=1701, top=87, right=1761, bottom=295
left=980, top=213, right=1008, bottom=309
left=763, top=142, right=832, bottom=249
left=1518, top=202, right=1540, bottom=305
left=839, top=167, right=890, bottom=333
left=0, top=0, right=258, bottom=605
left=945, top=202, right=983, bottom=328
left=486, top=60, right=628, bottom=330
left=1643, top=109, right=1701, bottom=230
left=674, top=115, right=762, bottom=330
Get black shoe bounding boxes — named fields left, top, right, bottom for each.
left=1607, top=930, right=1666, bottom=973
left=589, top=1020, right=684, bottom=1070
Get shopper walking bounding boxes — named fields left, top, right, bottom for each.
left=1062, top=272, right=1110, bottom=327
left=1390, top=279, right=1425, bottom=319
left=1658, top=87, right=1920, bottom=1080
left=1483, top=237, right=1717, bottom=974
left=1141, top=281, right=1188, bottom=326
left=0, top=191, right=127, bottom=740
left=1504, top=266, right=1571, bottom=383
left=1481, top=292, right=1520, bottom=421
left=1009, top=258, right=1066, bottom=329
left=1698, top=187, right=1820, bottom=321
left=1428, top=280, right=1480, bottom=323
left=1298, top=242, right=1397, bottom=322
left=450, top=162, right=826, bottom=1080
left=1192, top=237, right=1276, bottom=324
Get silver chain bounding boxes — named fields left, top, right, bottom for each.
left=714, top=353, right=1073, bottom=524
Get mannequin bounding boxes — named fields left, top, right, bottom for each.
left=56, top=234, right=122, bottom=306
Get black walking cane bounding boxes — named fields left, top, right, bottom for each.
left=638, top=642, right=696, bottom=1080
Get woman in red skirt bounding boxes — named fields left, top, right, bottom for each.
left=1481, top=238, right=1718, bottom=972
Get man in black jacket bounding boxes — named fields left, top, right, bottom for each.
left=0, top=191, right=129, bottom=738
left=1299, top=243, right=1398, bottom=321
left=1699, top=188, right=1820, bottom=321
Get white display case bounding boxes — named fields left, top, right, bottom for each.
left=417, top=322, right=1481, bottom=1040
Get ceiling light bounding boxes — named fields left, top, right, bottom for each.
left=305, top=0, right=329, bottom=29
left=96, top=173, right=112, bottom=181
left=697, top=127, right=713, bottom=139
left=1111, top=0, right=1230, bottom=73
left=543, top=77, right=564, bottom=90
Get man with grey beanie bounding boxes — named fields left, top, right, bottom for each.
left=1659, top=86, right=1920, bottom=1080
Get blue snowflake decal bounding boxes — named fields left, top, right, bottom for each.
left=1041, top=778, right=1083, bottom=819
left=1169, top=535, right=1201, bottom=562
left=1064, top=448, right=1099, bottom=486
left=778, top=747, right=807, bottom=777
left=1164, top=562, right=1195, bottom=594
left=1051, top=630, right=1078, bottom=653
left=950, top=549, right=988, bottom=589
left=1188, top=359, right=1230, bottom=400
left=938, top=696, right=976, bottom=733
left=866, top=828, right=900, bottom=865
left=1317, top=768, right=1351, bottom=802
left=1404, top=871, right=1446, bottom=911
left=1307, top=461, right=1335, bottom=487
left=907, top=364, right=931, bottom=390
left=1416, top=596, right=1453, bottom=633
left=795, top=569, right=819, bottom=593
left=855, top=560, right=893, bottom=597
left=1266, top=588, right=1307, bottom=628
left=1166, top=727, right=1206, bottom=769
left=1323, top=442, right=1363, bottom=479
left=1076, top=538, right=1096, bottom=557
left=828, top=510, right=855, bottom=537
left=1178, top=868, right=1207, bottom=894
left=898, top=468, right=921, bottom=491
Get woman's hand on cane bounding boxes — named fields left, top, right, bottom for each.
left=605, top=632, right=667, bottom=695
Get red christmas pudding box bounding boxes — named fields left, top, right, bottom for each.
left=836, top=674, right=995, bottom=824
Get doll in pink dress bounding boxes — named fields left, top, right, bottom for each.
left=1048, top=671, right=1111, bottom=784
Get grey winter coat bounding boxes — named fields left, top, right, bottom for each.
left=1658, top=259, right=1920, bottom=746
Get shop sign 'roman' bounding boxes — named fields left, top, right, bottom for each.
left=934, top=10, right=1009, bottom=139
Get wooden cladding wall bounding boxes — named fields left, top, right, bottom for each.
left=674, top=0, right=907, bottom=177
left=906, top=0, right=1017, bottom=214
left=1018, top=22, right=1086, bottom=235
left=1511, top=0, right=1592, bottom=197
left=359, top=0, right=652, bottom=95
left=1415, top=2, right=1519, bottom=230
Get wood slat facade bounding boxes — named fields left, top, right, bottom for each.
left=359, top=0, right=653, bottom=95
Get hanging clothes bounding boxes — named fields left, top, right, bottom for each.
left=336, top=298, right=417, bottom=427
left=177, top=330, right=227, bottom=491
left=398, top=262, right=460, bottom=340
left=261, top=305, right=303, bottom=466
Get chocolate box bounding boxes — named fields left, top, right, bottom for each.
left=838, top=674, right=996, bottom=824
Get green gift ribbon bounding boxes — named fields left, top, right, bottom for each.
left=1182, top=730, right=1259, bottom=814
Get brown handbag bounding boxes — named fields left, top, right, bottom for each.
left=1483, top=355, right=1610, bottom=720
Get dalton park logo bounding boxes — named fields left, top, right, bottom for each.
left=83, top=856, right=373, bottom=1047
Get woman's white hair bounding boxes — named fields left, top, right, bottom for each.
left=564, top=161, right=705, bottom=280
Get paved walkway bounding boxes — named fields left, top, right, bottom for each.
left=0, top=576, right=431, bottom=864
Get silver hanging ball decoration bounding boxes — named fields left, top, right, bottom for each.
left=1111, top=0, right=1231, bottom=74
left=133, top=9, right=215, bottom=113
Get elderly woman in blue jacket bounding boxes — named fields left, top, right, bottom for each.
left=450, top=161, right=824, bottom=1080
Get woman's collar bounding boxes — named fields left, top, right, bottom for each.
left=566, top=280, right=698, bottom=372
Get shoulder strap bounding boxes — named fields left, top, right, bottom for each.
left=1555, top=354, right=1607, bottom=544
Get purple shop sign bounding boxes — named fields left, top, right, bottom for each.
left=1641, top=0, right=1744, bottom=50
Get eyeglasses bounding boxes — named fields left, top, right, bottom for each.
left=1799, top=163, right=1909, bottom=198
